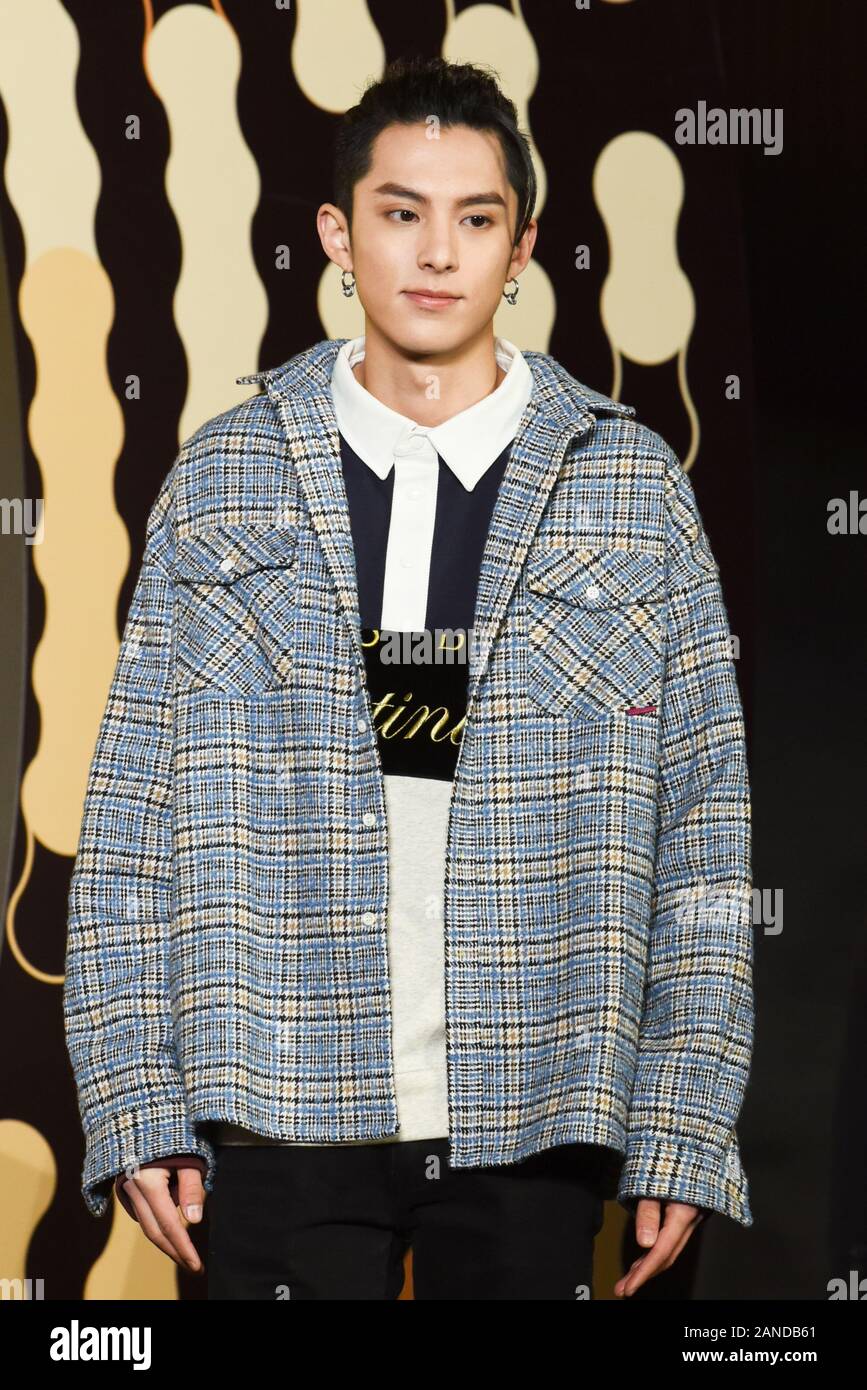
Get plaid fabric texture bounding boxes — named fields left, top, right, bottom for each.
left=64, top=337, right=754, bottom=1225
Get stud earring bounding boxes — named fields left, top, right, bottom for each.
left=341, top=269, right=356, bottom=297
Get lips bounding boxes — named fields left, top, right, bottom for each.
left=403, top=290, right=461, bottom=309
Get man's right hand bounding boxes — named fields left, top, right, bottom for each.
left=118, top=1165, right=206, bottom=1273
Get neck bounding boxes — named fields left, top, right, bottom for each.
left=351, top=322, right=506, bottom=425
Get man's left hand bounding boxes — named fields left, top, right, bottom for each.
left=614, top=1198, right=708, bottom=1297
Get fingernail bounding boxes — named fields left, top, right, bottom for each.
left=185, top=1204, right=203, bottom=1222
left=638, top=1228, right=654, bottom=1244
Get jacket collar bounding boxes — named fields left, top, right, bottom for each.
left=237, top=337, right=635, bottom=433
left=328, top=335, right=534, bottom=491
left=236, top=339, right=635, bottom=712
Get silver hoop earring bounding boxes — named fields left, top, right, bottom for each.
left=503, top=277, right=519, bottom=305
left=341, top=269, right=356, bottom=297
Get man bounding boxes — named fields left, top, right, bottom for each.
left=64, top=56, right=754, bottom=1300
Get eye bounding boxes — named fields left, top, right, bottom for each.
left=385, top=209, right=494, bottom=227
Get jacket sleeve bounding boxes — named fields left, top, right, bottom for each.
left=616, top=445, right=755, bottom=1227
left=63, top=456, right=216, bottom=1218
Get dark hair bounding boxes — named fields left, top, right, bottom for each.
left=332, top=56, right=537, bottom=248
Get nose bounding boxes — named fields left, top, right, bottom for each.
left=416, top=215, right=458, bottom=273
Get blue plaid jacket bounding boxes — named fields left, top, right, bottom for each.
left=64, top=337, right=754, bottom=1225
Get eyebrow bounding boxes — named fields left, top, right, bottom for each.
left=372, top=182, right=507, bottom=211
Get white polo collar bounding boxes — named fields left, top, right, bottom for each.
left=330, top=334, right=533, bottom=492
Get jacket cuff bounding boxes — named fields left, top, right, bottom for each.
left=115, top=1153, right=209, bottom=1222
left=80, top=1105, right=216, bottom=1218
left=616, top=1131, right=753, bottom=1227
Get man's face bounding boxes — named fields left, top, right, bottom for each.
left=333, top=121, right=534, bottom=356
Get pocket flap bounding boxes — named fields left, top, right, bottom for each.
left=172, top=523, right=298, bottom=583
left=526, top=544, right=665, bottom=607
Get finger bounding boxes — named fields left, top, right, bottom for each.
left=634, top=1198, right=662, bottom=1247
left=145, top=1180, right=204, bottom=1272
left=135, top=1173, right=203, bottom=1272
left=615, top=1219, right=687, bottom=1296
left=122, top=1180, right=190, bottom=1268
left=613, top=1254, right=645, bottom=1291
left=177, top=1167, right=206, bottom=1222
left=614, top=1201, right=705, bottom=1295
left=657, top=1212, right=706, bottom=1271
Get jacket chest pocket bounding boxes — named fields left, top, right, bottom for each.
left=171, top=523, right=298, bottom=697
left=524, top=545, right=666, bottom=722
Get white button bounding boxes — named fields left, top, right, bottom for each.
left=362, top=812, right=376, bottom=827
left=400, top=556, right=413, bottom=569
left=281, top=509, right=293, bottom=525
left=395, top=434, right=427, bottom=456
left=126, top=641, right=140, bottom=658
left=220, top=555, right=236, bottom=572
left=357, top=718, right=368, bottom=733
left=584, top=584, right=600, bottom=600
left=361, top=911, right=376, bottom=926
left=408, top=489, right=422, bottom=501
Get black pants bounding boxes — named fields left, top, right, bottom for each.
left=206, top=1137, right=607, bottom=1300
